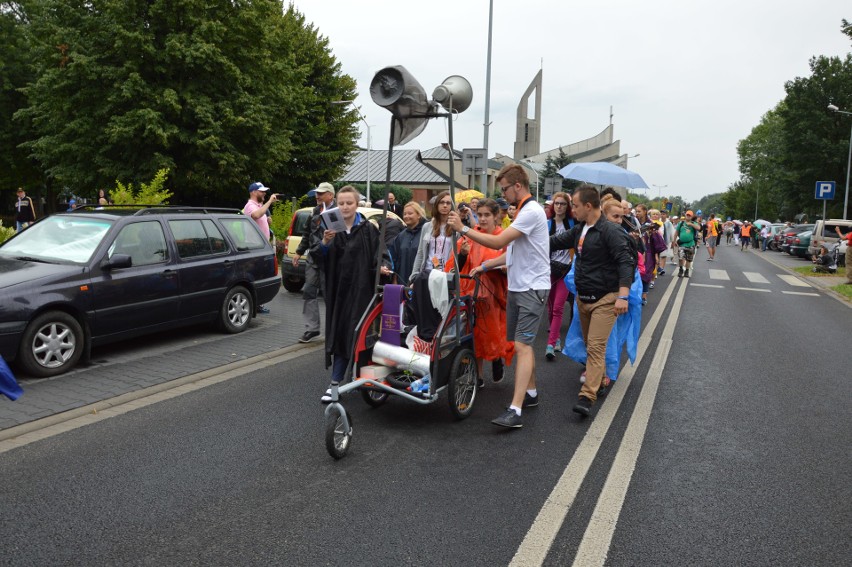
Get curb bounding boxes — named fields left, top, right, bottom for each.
left=0, top=342, right=324, bottom=444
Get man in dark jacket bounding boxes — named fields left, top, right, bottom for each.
left=15, top=187, right=37, bottom=232
left=551, top=185, right=634, bottom=417
left=293, top=182, right=336, bottom=343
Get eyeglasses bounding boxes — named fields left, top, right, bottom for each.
left=499, top=183, right=516, bottom=192
left=553, top=201, right=568, bottom=207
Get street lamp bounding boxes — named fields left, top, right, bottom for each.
left=652, top=184, right=668, bottom=201
left=828, top=104, right=852, bottom=220
left=524, top=159, right=539, bottom=202
left=333, top=100, right=372, bottom=204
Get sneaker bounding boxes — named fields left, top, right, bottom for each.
left=677, top=267, right=684, bottom=278
left=523, top=392, right=539, bottom=408
left=598, top=376, right=612, bottom=397
left=545, top=345, right=555, bottom=361
left=706, top=257, right=712, bottom=261
left=258, top=305, right=271, bottom=314
left=477, top=378, right=485, bottom=389
left=642, top=298, right=647, bottom=306
left=573, top=396, right=593, bottom=417
left=492, top=359, right=504, bottom=383
left=320, top=388, right=332, bottom=403
left=657, top=268, right=665, bottom=276
left=649, top=281, right=655, bottom=289
left=492, top=408, right=522, bottom=428
left=554, top=338, right=562, bottom=351
left=299, top=330, right=321, bottom=343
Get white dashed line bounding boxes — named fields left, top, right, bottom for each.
left=743, top=271, right=769, bottom=284
left=777, top=274, right=811, bottom=287
left=781, top=291, right=820, bottom=296
left=735, top=286, right=771, bottom=292
left=708, top=269, right=730, bottom=280
left=690, top=283, right=724, bottom=288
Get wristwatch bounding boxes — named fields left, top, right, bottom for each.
left=461, top=225, right=470, bottom=234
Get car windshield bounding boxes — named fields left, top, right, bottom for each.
left=0, top=216, right=113, bottom=264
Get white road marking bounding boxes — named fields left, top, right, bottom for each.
left=777, top=274, right=811, bottom=287
left=743, top=271, right=769, bottom=284
left=735, top=286, right=771, bottom=292
left=782, top=291, right=820, bottom=296
left=574, top=279, right=688, bottom=567
left=708, top=269, right=730, bottom=280
left=509, top=280, right=683, bottom=567
left=690, top=283, right=724, bottom=288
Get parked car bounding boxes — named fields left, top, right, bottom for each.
left=0, top=206, right=281, bottom=377
left=281, top=206, right=403, bottom=293
left=808, top=218, right=852, bottom=262
left=781, top=224, right=814, bottom=254
left=767, top=224, right=787, bottom=251
left=789, top=230, right=813, bottom=258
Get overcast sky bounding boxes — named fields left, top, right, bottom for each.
left=293, top=0, right=850, bottom=202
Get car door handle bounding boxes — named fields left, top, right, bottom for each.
left=162, top=270, right=177, bottom=279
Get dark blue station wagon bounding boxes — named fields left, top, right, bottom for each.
left=0, top=207, right=280, bottom=377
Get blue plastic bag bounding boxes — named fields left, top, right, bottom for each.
left=561, top=264, right=642, bottom=381
left=0, top=355, right=23, bottom=401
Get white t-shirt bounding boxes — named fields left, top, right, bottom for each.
left=506, top=199, right=550, bottom=291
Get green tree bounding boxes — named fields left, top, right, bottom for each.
left=109, top=168, right=172, bottom=205
left=541, top=148, right=580, bottom=193
left=16, top=0, right=357, bottom=207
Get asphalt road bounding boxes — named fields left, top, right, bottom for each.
left=1, top=245, right=850, bottom=565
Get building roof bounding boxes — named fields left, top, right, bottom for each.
left=421, top=145, right=505, bottom=171
left=339, top=149, right=464, bottom=187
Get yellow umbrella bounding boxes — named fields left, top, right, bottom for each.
left=454, top=189, right=485, bottom=204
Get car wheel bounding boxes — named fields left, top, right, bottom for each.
left=282, top=276, right=304, bottom=293
left=220, top=285, right=253, bottom=334
left=18, top=311, right=84, bottom=377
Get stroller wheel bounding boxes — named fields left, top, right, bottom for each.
left=448, top=348, right=477, bottom=420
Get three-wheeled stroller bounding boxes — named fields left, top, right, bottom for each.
left=323, top=274, right=480, bottom=459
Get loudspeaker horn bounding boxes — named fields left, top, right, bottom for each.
left=432, top=75, right=473, bottom=114
left=370, top=65, right=432, bottom=146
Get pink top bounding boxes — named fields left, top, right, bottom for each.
left=244, top=200, right=269, bottom=239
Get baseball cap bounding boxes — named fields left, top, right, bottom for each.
left=496, top=198, right=510, bottom=210
left=685, top=210, right=694, bottom=216
left=315, top=182, right=335, bottom=195
left=248, top=182, right=269, bottom=193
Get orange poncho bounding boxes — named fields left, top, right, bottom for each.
left=445, top=226, right=514, bottom=364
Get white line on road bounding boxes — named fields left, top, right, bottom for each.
left=573, top=277, right=688, bottom=567
left=777, top=274, right=811, bottom=287
left=781, top=291, right=820, bottom=296
left=744, top=271, right=770, bottom=284
left=708, top=269, right=730, bottom=280
left=690, top=283, right=725, bottom=288
left=509, top=280, right=682, bottom=566
left=735, top=286, right=771, bottom=292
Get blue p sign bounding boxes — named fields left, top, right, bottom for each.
left=815, top=181, right=836, bottom=200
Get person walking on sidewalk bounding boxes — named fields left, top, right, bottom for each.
left=675, top=211, right=700, bottom=277
left=447, top=164, right=550, bottom=429
left=705, top=213, right=718, bottom=261
left=837, top=226, right=852, bottom=283
left=550, top=185, right=634, bottom=417
left=293, top=182, right=336, bottom=343
left=244, top=181, right=277, bottom=314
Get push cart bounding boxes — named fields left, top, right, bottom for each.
left=323, top=276, right=479, bottom=459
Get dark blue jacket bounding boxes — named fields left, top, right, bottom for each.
left=389, top=217, right=426, bottom=284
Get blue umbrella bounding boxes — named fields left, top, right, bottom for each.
left=558, top=161, right=649, bottom=189
left=307, top=189, right=317, bottom=197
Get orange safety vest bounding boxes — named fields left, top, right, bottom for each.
left=741, top=225, right=751, bottom=237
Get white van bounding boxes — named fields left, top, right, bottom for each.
left=809, top=218, right=851, bottom=265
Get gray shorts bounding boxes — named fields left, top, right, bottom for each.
left=706, top=235, right=717, bottom=248
left=507, top=289, right=549, bottom=345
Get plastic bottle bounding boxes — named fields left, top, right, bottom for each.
left=408, top=374, right=431, bottom=393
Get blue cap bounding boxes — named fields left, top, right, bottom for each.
left=248, top=182, right=269, bottom=193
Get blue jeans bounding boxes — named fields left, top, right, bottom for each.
left=331, top=355, right=350, bottom=383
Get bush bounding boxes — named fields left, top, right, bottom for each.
left=110, top=169, right=173, bottom=205
left=0, top=221, right=17, bottom=244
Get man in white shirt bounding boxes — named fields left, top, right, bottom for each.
left=448, top=164, right=550, bottom=429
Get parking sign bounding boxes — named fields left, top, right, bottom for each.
left=815, top=181, right=836, bottom=200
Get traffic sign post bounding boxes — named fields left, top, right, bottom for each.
left=815, top=181, right=836, bottom=222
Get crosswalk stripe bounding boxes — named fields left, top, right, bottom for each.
left=777, top=274, right=811, bottom=287
left=743, top=271, right=769, bottom=284
left=735, top=286, right=771, bottom=292
left=708, top=269, right=730, bottom=280
left=690, top=283, right=724, bottom=288
left=782, top=291, right=820, bottom=296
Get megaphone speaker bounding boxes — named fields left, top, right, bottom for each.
left=432, top=75, right=473, bottom=114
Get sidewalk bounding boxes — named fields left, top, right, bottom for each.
left=747, top=247, right=850, bottom=301
left=0, top=288, right=320, bottom=433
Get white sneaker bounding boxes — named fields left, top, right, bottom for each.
left=580, top=371, right=586, bottom=384
left=320, top=388, right=332, bottom=403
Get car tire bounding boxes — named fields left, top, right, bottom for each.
left=219, top=285, right=253, bottom=334
left=18, top=311, right=84, bottom=378
left=282, top=276, right=304, bottom=293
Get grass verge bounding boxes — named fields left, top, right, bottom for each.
left=792, top=266, right=837, bottom=278
left=831, top=283, right=852, bottom=299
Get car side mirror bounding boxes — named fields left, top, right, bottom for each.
left=101, top=254, right=132, bottom=270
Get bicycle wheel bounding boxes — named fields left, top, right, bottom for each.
left=325, top=405, right=353, bottom=459
left=447, top=348, right=477, bottom=420
left=360, top=388, right=389, bottom=408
